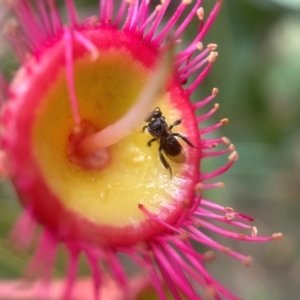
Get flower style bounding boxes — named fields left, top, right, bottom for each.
left=0, top=1, right=282, bottom=300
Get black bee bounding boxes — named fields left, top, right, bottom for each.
left=142, top=107, right=196, bottom=177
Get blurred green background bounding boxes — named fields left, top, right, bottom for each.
left=0, top=0, right=299, bottom=299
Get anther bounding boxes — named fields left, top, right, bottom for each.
left=225, top=213, right=235, bottom=220
left=228, top=144, right=235, bottom=151
left=228, top=151, right=239, bottom=162
left=225, top=207, right=234, bottom=212
left=212, top=87, right=219, bottom=96
left=207, top=43, right=218, bottom=51
left=272, top=233, right=283, bottom=241
left=182, top=0, right=193, bottom=4
left=220, top=118, right=228, bottom=124
left=205, top=286, right=217, bottom=299
left=177, top=232, right=190, bottom=240
left=196, top=42, right=203, bottom=51
left=213, top=103, right=219, bottom=111
left=218, top=182, right=225, bottom=188
left=251, top=226, right=258, bottom=237
left=203, top=251, right=216, bottom=261
left=197, top=7, right=204, bottom=20
left=3, top=19, right=19, bottom=36
left=156, top=4, right=162, bottom=11
left=222, top=136, right=231, bottom=145
left=243, top=256, right=252, bottom=268
left=222, top=247, right=231, bottom=254
left=193, top=221, right=200, bottom=228
left=208, top=51, right=218, bottom=63
left=194, top=182, right=203, bottom=194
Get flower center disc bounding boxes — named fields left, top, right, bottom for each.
left=6, top=28, right=200, bottom=247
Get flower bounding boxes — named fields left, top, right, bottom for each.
left=0, top=1, right=282, bottom=299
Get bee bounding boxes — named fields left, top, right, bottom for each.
left=142, top=107, right=197, bottom=177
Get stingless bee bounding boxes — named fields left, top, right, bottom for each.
left=142, top=107, right=197, bottom=177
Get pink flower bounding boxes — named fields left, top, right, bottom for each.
left=0, top=1, right=282, bottom=299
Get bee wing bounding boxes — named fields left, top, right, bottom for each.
left=160, top=135, right=186, bottom=163
left=164, top=147, right=186, bottom=163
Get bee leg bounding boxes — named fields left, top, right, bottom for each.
left=142, top=125, right=148, bottom=132
left=147, top=138, right=156, bottom=147
left=159, top=146, right=172, bottom=178
left=169, top=119, right=182, bottom=131
left=173, top=133, right=197, bottom=148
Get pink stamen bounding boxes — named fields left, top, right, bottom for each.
left=153, top=0, right=190, bottom=46
left=173, top=0, right=203, bottom=40
left=73, top=30, right=99, bottom=59
left=139, top=204, right=180, bottom=233
left=106, top=0, right=114, bottom=24
left=122, top=1, right=136, bottom=30
left=144, top=0, right=171, bottom=43
left=194, top=210, right=252, bottom=229
left=64, top=28, right=81, bottom=125
left=196, top=103, right=219, bottom=123
left=156, top=243, right=199, bottom=299
left=113, top=1, right=127, bottom=27
left=47, top=0, right=63, bottom=35
left=107, top=250, right=127, bottom=288
left=178, top=47, right=210, bottom=76
left=200, top=199, right=254, bottom=223
left=201, top=182, right=226, bottom=189
left=138, top=5, right=158, bottom=33
left=201, top=145, right=233, bottom=158
left=36, top=0, right=53, bottom=39
left=165, top=243, right=207, bottom=286
left=186, top=62, right=213, bottom=95
left=152, top=244, right=182, bottom=300
left=201, top=140, right=222, bottom=149
left=177, top=0, right=222, bottom=60
left=63, top=248, right=79, bottom=300
left=200, top=160, right=234, bottom=181
left=65, top=0, right=78, bottom=28
left=193, top=88, right=218, bottom=110
left=187, top=254, right=240, bottom=300
left=10, top=209, right=36, bottom=250
left=137, top=0, right=151, bottom=31
left=86, top=252, right=101, bottom=300
left=26, top=231, right=57, bottom=280
left=187, top=226, right=248, bottom=262
left=128, top=0, right=139, bottom=30
left=143, top=254, right=167, bottom=300
left=200, top=119, right=227, bottom=135
left=0, top=73, right=8, bottom=102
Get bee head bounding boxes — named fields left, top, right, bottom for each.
left=144, top=107, right=162, bottom=122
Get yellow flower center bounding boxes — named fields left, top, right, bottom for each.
left=32, top=48, right=189, bottom=228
